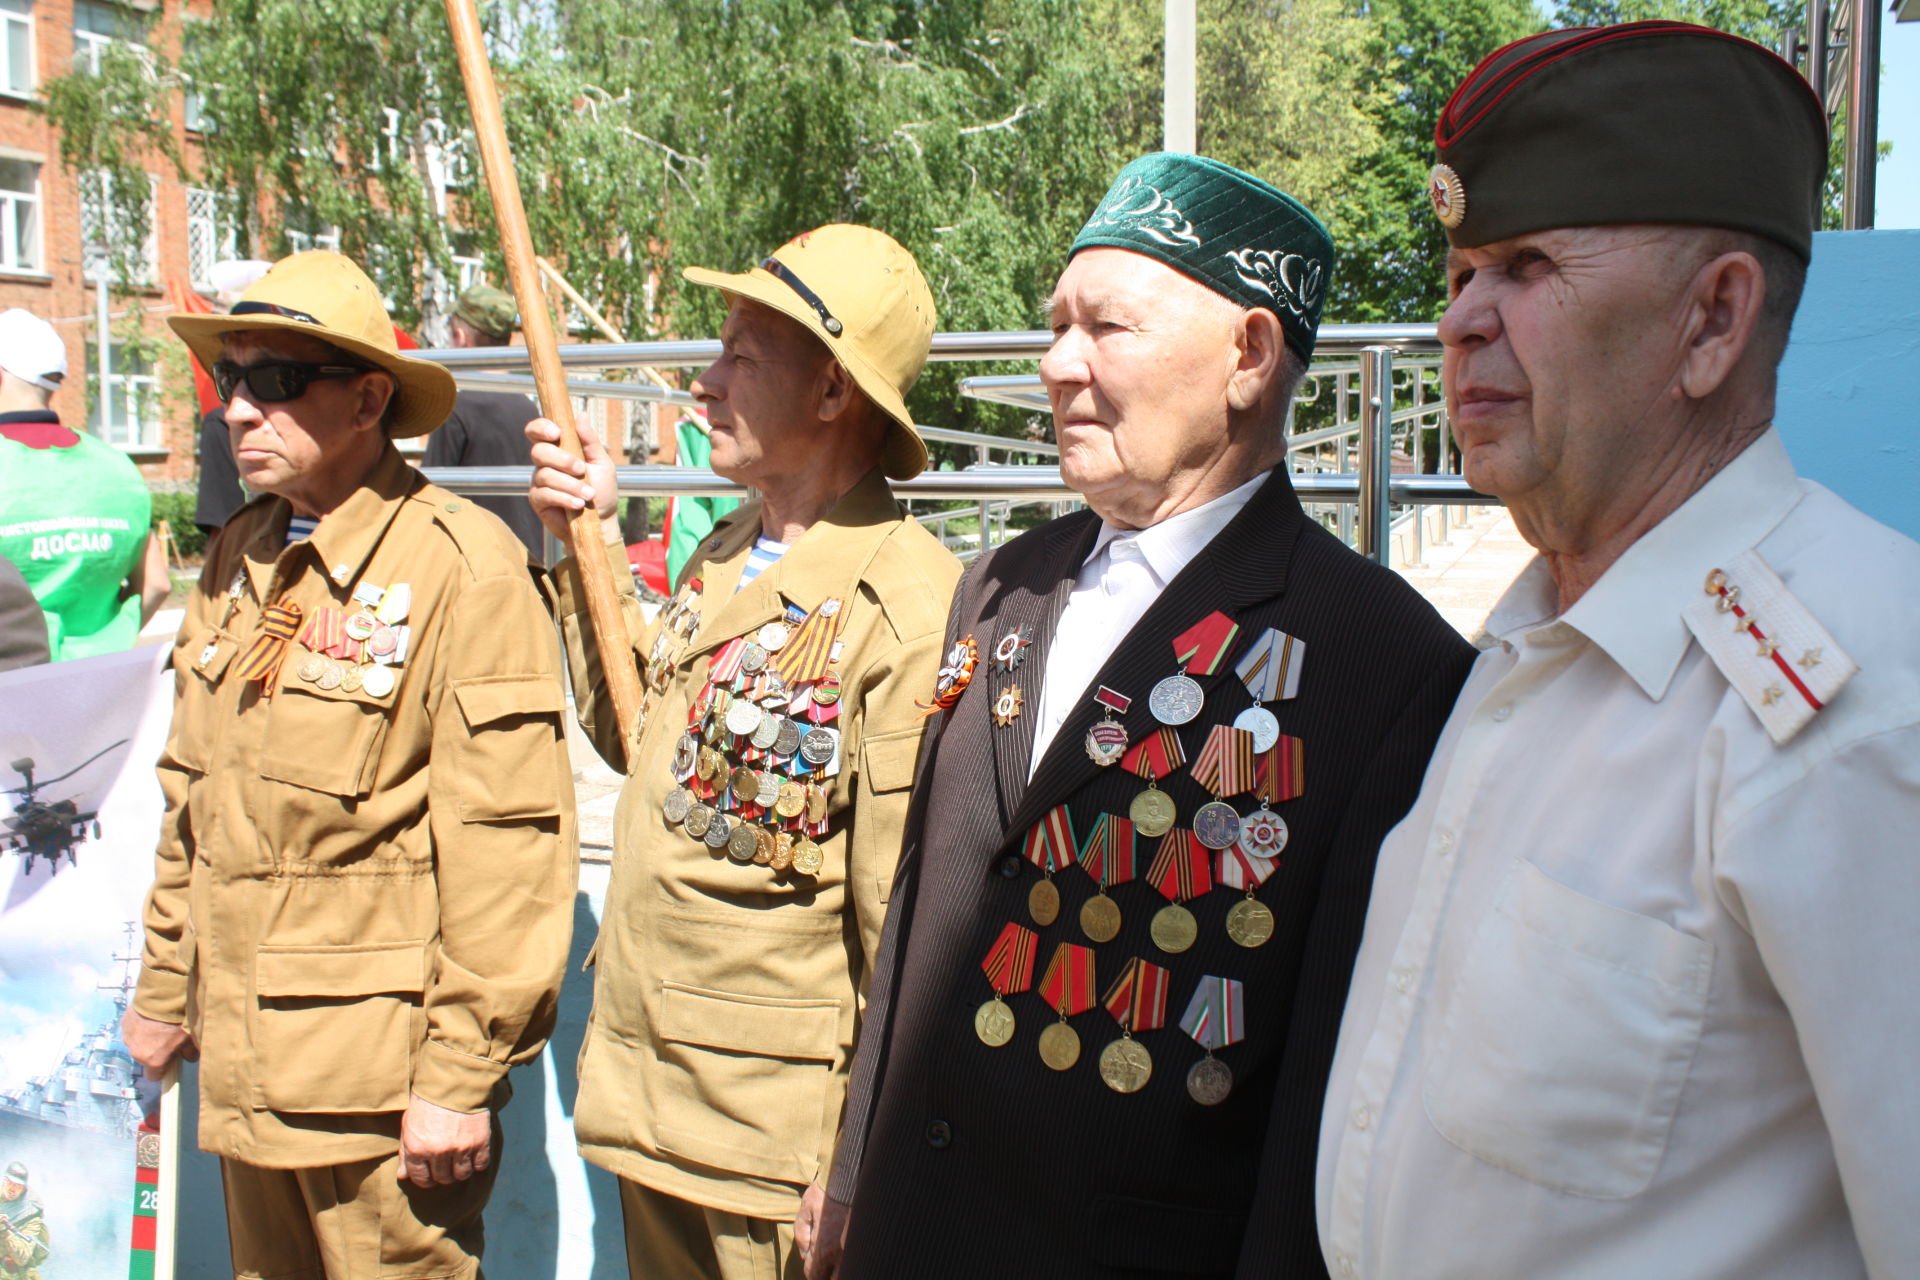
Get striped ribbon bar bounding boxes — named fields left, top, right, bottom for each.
left=1234, top=627, right=1305, bottom=702
left=1216, top=841, right=1277, bottom=890
left=1038, top=943, right=1098, bottom=1017
left=1172, top=610, right=1243, bottom=676
left=1255, top=736, right=1306, bottom=803
left=708, top=637, right=749, bottom=685
left=1022, top=805, right=1079, bottom=874
left=1080, top=814, right=1138, bottom=888
left=1191, top=725, right=1257, bottom=798
left=1102, top=957, right=1172, bottom=1033
left=233, top=601, right=304, bottom=690
left=1180, top=976, right=1245, bottom=1050
left=1146, top=829, right=1213, bottom=903
left=981, top=922, right=1039, bottom=996
left=1122, top=726, right=1187, bottom=782
left=773, top=597, right=845, bottom=684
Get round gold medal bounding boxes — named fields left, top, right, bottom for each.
left=697, top=747, right=724, bottom=781
left=770, top=833, right=795, bottom=872
left=806, top=783, right=828, bottom=825
left=1226, top=897, right=1276, bottom=949
left=298, top=656, right=326, bottom=683
left=1129, top=787, right=1176, bottom=838
left=730, top=766, right=758, bottom=798
left=1028, top=877, right=1060, bottom=927
left=1186, top=1055, right=1234, bottom=1106
left=1150, top=903, right=1198, bottom=954
left=752, top=826, right=776, bottom=866
left=1080, top=892, right=1122, bottom=943
left=339, top=664, right=365, bottom=694
left=1038, top=1021, right=1081, bottom=1071
left=683, top=804, right=714, bottom=838
left=316, top=662, right=345, bottom=691
left=791, top=839, right=824, bottom=876
left=775, top=782, right=806, bottom=818
left=1099, top=1037, right=1153, bottom=1094
left=975, top=997, right=1015, bottom=1047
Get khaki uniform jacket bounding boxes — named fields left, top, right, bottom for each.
left=557, top=467, right=960, bottom=1220
left=132, top=446, right=577, bottom=1169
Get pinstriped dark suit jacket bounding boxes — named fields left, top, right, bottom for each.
left=830, top=466, right=1474, bottom=1279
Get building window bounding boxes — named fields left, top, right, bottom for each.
left=1, top=0, right=32, bottom=98
left=79, top=168, right=157, bottom=284
left=72, top=0, right=147, bottom=75
left=0, top=156, right=41, bottom=273
left=283, top=206, right=340, bottom=256
left=85, top=342, right=159, bottom=449
left=186, top=185, right=238, bottom=292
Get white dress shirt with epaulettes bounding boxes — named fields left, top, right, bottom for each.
left=1317, top=429, right=1920, bottom=1279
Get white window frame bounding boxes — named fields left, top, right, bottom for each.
left=79, top=168, right=157, bottom=285
left=86, top=341, right=160, bottom=450
left=186, top=185, right=238, bottom=292
left=72, top=0, right=148, bottom=76
left=1, top=0, right=34, bottom=99
left=0, top=154, right=41, bottom=273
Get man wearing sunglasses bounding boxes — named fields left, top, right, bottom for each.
left=121, top=251, right=577, bottom=1279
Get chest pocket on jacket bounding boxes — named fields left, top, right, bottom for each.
left=1421, top=858, right=1714, bottom=1199
left=259, top=677, right=390, bottom=797
left=449, top=674, right=566, bottom=821
left=172, top=625, right=240, bottom=774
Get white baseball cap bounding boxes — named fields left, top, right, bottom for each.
left=0, top=308, right=67, bottom=392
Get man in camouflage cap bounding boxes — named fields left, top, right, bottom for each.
left=816, top=153, right=1472, bottom=1280
left=1320, top=22, right=1920, bottom=1278
left=0, top=1163, right=48, bottom=1280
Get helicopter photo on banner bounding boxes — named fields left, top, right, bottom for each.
left=0, top=645, right=176, bottom=1280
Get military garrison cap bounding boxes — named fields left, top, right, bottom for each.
left=1429, top=21, right=1828, bottom=261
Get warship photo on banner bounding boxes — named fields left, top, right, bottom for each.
left=0, top=645, right=174, bottom=1280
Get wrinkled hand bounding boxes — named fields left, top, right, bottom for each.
left=396, top=1093, right=492, bottom=1188
left=120, top=1009, right=197, bottom=1081
left=795, top=1182, right=851, bottom=1280
left=526, top=414, right=622, bottom=543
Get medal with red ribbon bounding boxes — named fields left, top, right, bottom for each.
left=234, top=600, right=305, bottom=693
left=1149, top=611, right=1242, bottom=727
left=1145, top=829, right=1212, bottom=956
left=1036, top=943, right=1098, bottom=1071
left=772, top=597, right=844, bottom=685
left=974, top=922, right=1038, bottom=1047
left=1077, top=813, right=1136, bottom=943
left=1085, top=685, right=1132, bottom=767
left=1021, top=805, right=1078, bottom=927
left=1254, top=735, right=1305, bottom=805
left=708, top=637, right=749, bottom=686
left=1189, top=724, right=1257, bottom=851
left=1179, top=976, right=1245, bottom=1105
left=1228, top=736, right=1301, bottom=944
left=1122, top=726, right=1186, bottom=838
left=1098, top=957, right=1171, bottom=1094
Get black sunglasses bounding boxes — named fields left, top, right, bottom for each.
left=211, top=358, right=375, bottom=405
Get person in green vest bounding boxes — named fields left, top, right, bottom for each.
left=0, top=308, right=167, bottom=660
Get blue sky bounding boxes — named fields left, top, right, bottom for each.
left=1878, top=17, right=1920, bottom=227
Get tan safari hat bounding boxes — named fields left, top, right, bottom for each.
left=683, top=224, right=937, bottom=480
left=169, top=251, right=457, bottom=438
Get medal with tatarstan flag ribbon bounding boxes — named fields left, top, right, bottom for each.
left=1231, top=627, right=1304, bottom=751
left=1145, top=829, right=1212, bottom=955
left=1085, top=685, right=1132, bottom=767
left=1149, top=611, right=1242, bottom=726
left=1077, top=813, right=1137, bottom=943
left=976, top=922, right=1038, bottom=1048
left=1180, top=976, right=1245, bottom=1105
left=1021, top=805, right=1078, bottom=927
left=1098, top=957, right=1170, bottom=1094
left=1037, top=943, right=1098, bottom=1071
left=1121, top=727, right=1186, bottom=838
left=1189, top=725, right=1257, bottom=851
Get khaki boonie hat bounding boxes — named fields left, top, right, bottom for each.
left=684, top=224, right=937, bottom=480
left=169, top=251, right=458, bottom=438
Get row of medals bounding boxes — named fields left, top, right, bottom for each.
left=992, top=668, right=1284, bottom=1102
left=661, top=619, right=837, bottom=877
left=293, top=593, right=410, bottom=698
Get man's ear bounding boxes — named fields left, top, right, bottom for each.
left=1676, top=250, right=1766, bottom=401
left=1227, top=307, right=1286, bottom=413
left=353, top=371, right=398, bottom=433
left=815, top=357, right=860, bottom=423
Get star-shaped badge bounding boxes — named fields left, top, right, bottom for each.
left=991, top=624, right=1033, bottom=673
left=993, top=685, right=1025, bottom=727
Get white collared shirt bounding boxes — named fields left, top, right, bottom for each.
left=1317, top=429, right=1920, bottom=1279
left=1027, top=473, right=1266, bottom=776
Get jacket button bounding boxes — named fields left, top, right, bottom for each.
left=925, top=1120, right=952, bottom=1149
left=997, top=855, right=1023, bottom=879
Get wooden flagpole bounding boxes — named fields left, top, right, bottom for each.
left=443, top=0, right=644, bottom=765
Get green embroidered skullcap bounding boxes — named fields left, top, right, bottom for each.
left=1070, top=152, right=1335, bottom=361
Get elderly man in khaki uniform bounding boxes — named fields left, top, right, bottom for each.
left=529, top=224, right=961, bottom=1279
left=122, top=251, right=577, bottom=1280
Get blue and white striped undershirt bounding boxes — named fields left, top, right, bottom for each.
left=734, top=534, right=790, bottom=591
left=286, top=516, right=320, bottom=547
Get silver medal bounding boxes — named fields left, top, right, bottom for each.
left=1148, top=673, right=1204, bottom=725
left=1232, top=705, right=1281, bottom=753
